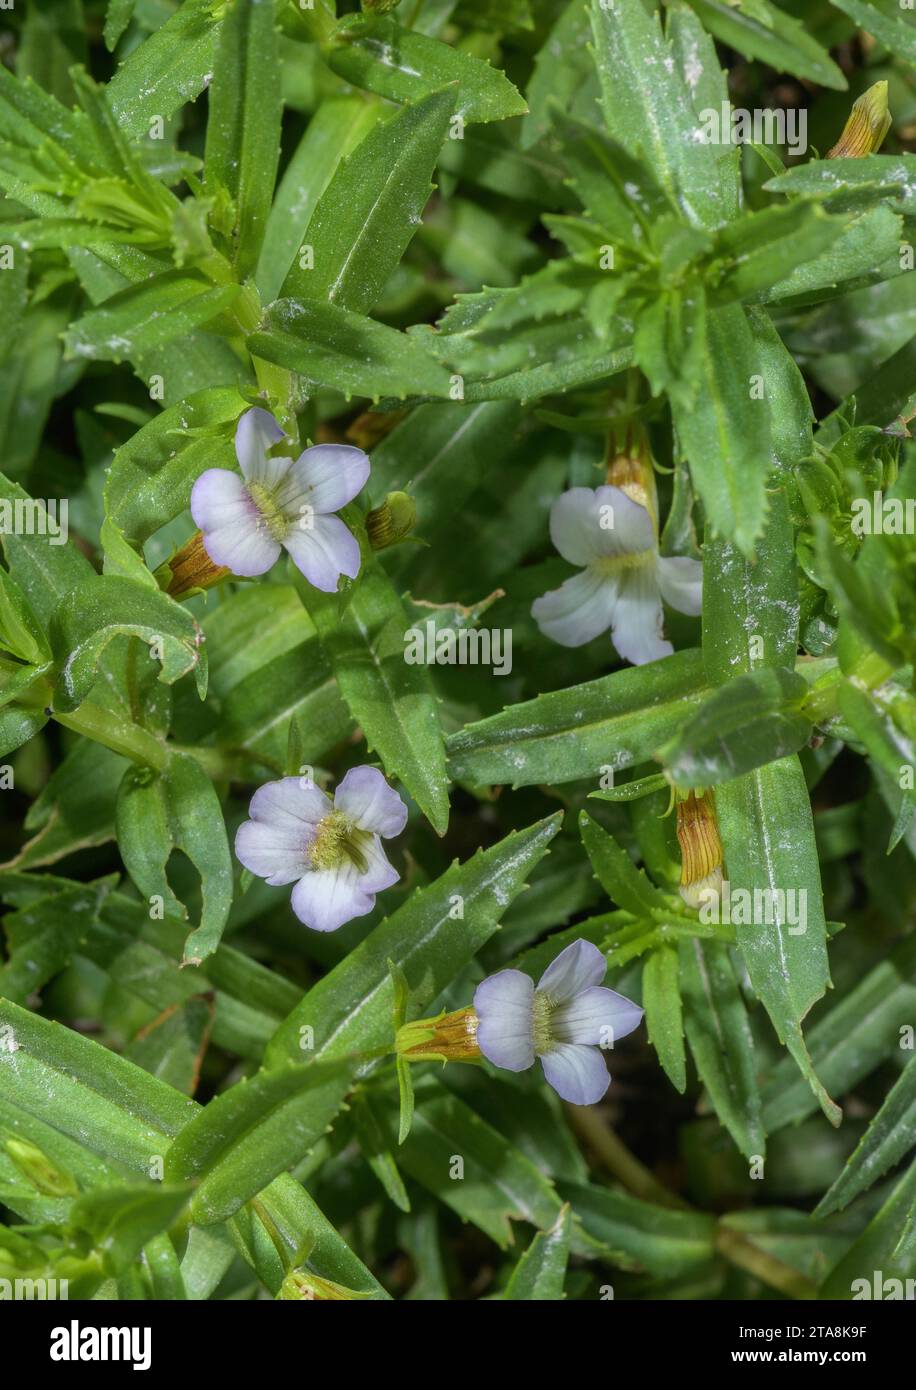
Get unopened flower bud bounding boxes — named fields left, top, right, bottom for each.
left=158, top=530, right=231, bottom=599
left=278, top=1269, right=373, bottom=1300
left=396, top=1007, right=481, bottom=1064
left=676, top=789, right=724, bottom=910
left=827, top=81, right=891, bottom=159
left=366, top=492, right=417, bottom=551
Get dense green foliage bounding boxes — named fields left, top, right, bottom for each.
left=0, top=0, right=915, bottom=1303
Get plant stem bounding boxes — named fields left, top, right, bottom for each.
left=54, top=702, right=170, bottom=772
left=566, top=1104, right=689, bottom=1209
left=568, top=1106, right=818, bottom=1299
left=714, top=1225, right=817, bottom=1301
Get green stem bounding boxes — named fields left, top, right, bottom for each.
left=53, top=702, right=170, bottom=772
left=803, top=650, right=895, bottom=725
left=714, top=1225, right=817, bottom=1301
left=567, top=1107, right=818, bottom=1299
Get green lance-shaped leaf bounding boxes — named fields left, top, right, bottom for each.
left=702, top=483, right=800, bottom=685
left=679, top=937, right=764, bottom=1159
left=115, top=752, right=233, bottom=966
left=836, top=683, right=916, bottom=815
left=765, top=154, right=916, bottom=213
left=588, top=0, right=728, bottom=230
left=760, top=205, right=903, bottom=307
left=103, top=0, right=137, bottom=52
left=264, top=812, right=562, bottom=1068
left=447, top=648, right=711, bottom=788
left=102, top=387, right=244, bottom=573
left=503, top=1207, right=571, bottom=1299
left=0, top=1001, right=386, bottom=1296
left=281, top=88, right=454, bottom=313
left=558, top=1180, right=716, bottom=1277
left=352, top=1090, right=411, bottom=1212
left=249, top=297, right=453, bottom=401
left=63, top=269, right=242, bottom=366
left=49, top=575, right=206, bottom=713
left=294, top=557, right=449, bottom=834
left=717, top=755, right=837, bottom=1125
left=673, top=0, right=846, bottom=90
left=393, top=1078, right=570, bottom=1250
left=68, top=1183, right=192, bottom=1277
left=709, top=204, right=848, bottom=306
left=205, top=0, right=281, bottom=281
left=0, top=877, right=116, bottom=1005
left=658, top=668, right=813, bottom=788
left=819, top=1158, right=916, bottom=1300
left=579, top=810, right=678, bottom=920
left=257, top=97, right=382, bottom=303
left=671, top=303, right=771, bottom=560
left=0, top=472, right=94, bottom=627
left=164, top=1060, right=354, bottom=1225
left=323, top=16, right=526, bottom=125
left=107, top=0, right=223, bottom=139
left=762, top=933, right=916, bottom=1133
left=816, top=1054, right=916, bottom=1218
left=0, top=565, right=52, bottom=668
left=642, top=945, right=687, bottom=1095
left=830, top=0, right=916, bottom=69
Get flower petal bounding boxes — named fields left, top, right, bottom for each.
left=191, top=469, right=281, bottom=576
left=551, top=986, right=644, bottom=1047
left=473, top=969, right=535, bottom=1072
left=536, top=938, right=607, bottom=1003
left=531, top=568, right=618, bottom=648
left=290, top=864, right=375, bottom=933
left=283, top=512, right=361, bottom=592
left=657, top=555, right=703, bottom=617
left=334, top=765, right=408, bottom=838
left=356, top=833, right=400, bottom=894
left=235, top=777, right=331, bottom=885
left=278, top=443, right=370, bottom=516
left=611, top=565, right=673, bottom=666
left=235, top=818, right=309, bottom=886
left=549, top=486, right=655, bottom=566
left=540, top=1043, right=610, bottom=1105
left=246, top=775, right=333, bottom=832
left=236, top=407, right=286, bottom=482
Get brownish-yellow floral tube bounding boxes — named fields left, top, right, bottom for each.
left=159, top=529, right=232, bottom=598
left=676, top=789, right=724, bottom=910
left=827, top=80, right=891, bottom=159
left=396, top=1007, right=481, bottom=1063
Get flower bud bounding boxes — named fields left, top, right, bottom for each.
left=157, top=530, right=232, bottom=599
left=827, top=81, right=891, bottom=159
left=366, top=491, right=418, bottom=551
left=278, top=1269, right=373, bottom=1300
left=395, top=1007, right=481, bottom=1064
left=676, top=789, right=724, bottom=910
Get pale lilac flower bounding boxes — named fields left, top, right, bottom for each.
left=473, top=939, right=643, bottom=1106
left=191, top=407, right=369, bottom=592
left=235, top=766, right=407, bottom=933
left=531, top=485, right=702, bottom=665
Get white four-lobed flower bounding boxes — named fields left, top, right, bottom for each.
left=235, top=766, right=408, bottom=933
left=531, top=485, right=702, bottom=665
left=191, top=407, right=370, bottom=592
left=473, top=939, right=643, bottom=1106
